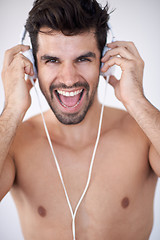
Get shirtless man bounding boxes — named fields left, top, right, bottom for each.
left=0, top=0, right=160, bottom=239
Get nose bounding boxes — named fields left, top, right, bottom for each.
left=59, top=62, right=78, bottom=87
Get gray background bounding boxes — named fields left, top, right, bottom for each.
left=0, top=0, right=160, bottom=239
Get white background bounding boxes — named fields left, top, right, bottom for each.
left=0, top=0, right=160, bottom=239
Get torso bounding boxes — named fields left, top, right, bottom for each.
left=11, top=106, right=157, bottom=240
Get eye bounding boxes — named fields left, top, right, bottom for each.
left=77, top=58, right=91, bottom=63
left=45, top=57, right=60, bottom=64
left=46, top=59, right=58, bottom=64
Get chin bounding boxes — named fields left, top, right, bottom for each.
left=49, top=95, right=95, bottom=125
left=49, top=105, right=90, bottom=125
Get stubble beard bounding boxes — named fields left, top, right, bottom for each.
left=40, top=81, right=98, bottom=125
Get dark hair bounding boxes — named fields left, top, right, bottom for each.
left=25, top=0, right=110, bottom=66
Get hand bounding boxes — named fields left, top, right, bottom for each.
left=1, top=45, right=36, bottom=117
left=101, top=41, right=145, bottom=108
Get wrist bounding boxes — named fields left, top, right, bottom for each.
left=3, top=101, right=27, bottom=123
left=124, top=94, right=148, bottom=117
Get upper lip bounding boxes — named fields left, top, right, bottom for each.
left=56, top=89, right=83, bottom=97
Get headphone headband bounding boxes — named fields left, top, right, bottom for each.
left=19, top=26, right=27, bottom=44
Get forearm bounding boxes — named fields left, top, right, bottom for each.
left=0, top=105, right=22, bottom=175
left=126, top=96, right=160, bottom=155
left=102, top=40, right=160, bottom=172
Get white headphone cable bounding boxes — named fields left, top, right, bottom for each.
left=30, top=76, right=108, bottom=240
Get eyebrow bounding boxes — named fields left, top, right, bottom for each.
left=40, top=52, right=96, bottom=62
left=76, top=52, right=96, bottom=60
left=41, top=55, right=59, bottom=62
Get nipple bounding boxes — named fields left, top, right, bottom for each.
left=38, top=206, right=47, bottom=217
left=121, top=197, right=130, bottom=209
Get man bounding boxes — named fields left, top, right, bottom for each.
left=0, top=0, right=160, bottom=239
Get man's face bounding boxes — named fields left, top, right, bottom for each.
left=37, top=28, right=101, bottom=125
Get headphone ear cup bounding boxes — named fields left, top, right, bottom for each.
left=23, top=49, right=37, bottom=79
left=101, top=65, right=116, bottom=78
left=100, top=46, right=115, bottom=77
left=102, top=46, right=109, bottom=56
left=101, top=46, right=109, bottom=67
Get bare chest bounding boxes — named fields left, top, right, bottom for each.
left=12, top=136, right=156, bottom=240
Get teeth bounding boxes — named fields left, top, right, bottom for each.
left=57, top=89, right=83, bottom=97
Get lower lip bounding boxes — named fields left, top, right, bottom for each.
left=54, top=90, right=86, bottom=113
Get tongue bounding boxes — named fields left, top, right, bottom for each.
left=59, top=93, right=81, bottom=107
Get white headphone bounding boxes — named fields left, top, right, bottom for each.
left=20, top=22, right=116, bottom=81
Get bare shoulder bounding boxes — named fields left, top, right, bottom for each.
left=14, top=114, right=43, bottom=143
left=11, top=111, right=53, bottom=155
left=103, top=106, right=149, bottom=145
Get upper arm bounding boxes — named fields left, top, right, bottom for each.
left=0, top=154, right=16, bottom=201
left=149, top=144, right=160, bottom=177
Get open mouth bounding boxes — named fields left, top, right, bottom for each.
left=55, top=89, right=85, bottom=109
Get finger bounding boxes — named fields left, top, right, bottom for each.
left=4, top=53, right=34, bottom=86
left=101, top=56, right=127, bottom=73
left=26, top=78, right=36, bottom=92
left=14, top=53, right=34, bottom=76
left=101, top=46, right=134, bottom=62
left=3, top=44, right=30, bottom=69
left=107, top=41, right=141, bottom=59
left=108, top=75, right=119, bottom=89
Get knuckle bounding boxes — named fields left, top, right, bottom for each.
left=128, top=41, right=134, bottom=46
left=5, top=45, right=21, bottom=56
left=15, top=53, right=23, bottom=59
left=14, top=53, right=26, bottom=65
left=118, top=46, right=124, bottom=53
left=137, top=58, right=145, bottom=67
left=128, top=59, right=135, bottom=66
left=4, top=48, right=10, bottom=57
left=126, top=59, right=137, bottom=70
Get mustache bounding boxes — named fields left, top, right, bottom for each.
left=50, top=82, right=90, bottom=93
